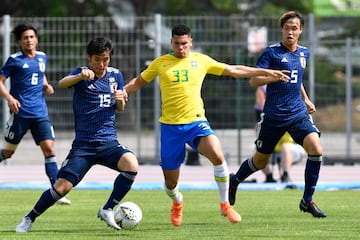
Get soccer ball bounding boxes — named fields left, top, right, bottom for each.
left=114, top=201, right=142, bottom=230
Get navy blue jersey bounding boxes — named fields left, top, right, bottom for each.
left=0, top=51, right=48, bottom=118
left=67, top=66, right=124, bottom=142
left=256, top=43, right=309, bottom=121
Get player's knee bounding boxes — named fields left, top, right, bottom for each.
left=305, top=145, right=322, bottom=156
left=118, top=153, right=138, bottom=172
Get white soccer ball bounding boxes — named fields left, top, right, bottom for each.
left=114, top=201, right=142, bottom=230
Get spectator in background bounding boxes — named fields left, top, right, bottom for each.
left=0, top=23, right=70, bottom=205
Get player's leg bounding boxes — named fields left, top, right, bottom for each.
left=160, top=123, right=185, bottom=226
left=33, top=118, right=58, bottom=184
left=290, top=114, right=326, bottom=217
left=300, top=132, right=326, bottom=217
left=262, top=163, right=276, bottom=182
left=0, top=113, right=27, bottom=162
left=16, top=178, right=74, bottom=233
left=98, top=143, right=138, bottom=230
left=16, top=149, right=91, bottom=233
left=197, top=133, right=241, bottom=223
left=229, top=116, right=281, bottom=206
left=163, top=168, right=183, bottom=226
left=280, top=143, right=293, bottom=182
left=34, top=118, right=71, bottom=204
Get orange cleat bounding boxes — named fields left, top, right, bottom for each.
left=171, top=201, right=183, bottom=226
left=220, top=201, right=242, bottom=223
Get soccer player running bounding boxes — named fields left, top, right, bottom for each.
left=229, top=11, right=327, bottom=218
left=16, top=37, right=138, bottom=232
left=0, top=23, right=70, bottom=205
left=125, top=24, right=289, bottom=226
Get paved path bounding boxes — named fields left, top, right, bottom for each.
left=0, top=164, right=359, bottom=184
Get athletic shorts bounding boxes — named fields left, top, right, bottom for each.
left=256, top=113, right=320, bottom=154
left=58, top=140, right=133, bottom=186
left=4, top=113, right=55, bottom=145
left=160, top=120, right=215, bottom=170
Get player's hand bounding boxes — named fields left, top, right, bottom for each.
left=113, top=89, right=126, bottom=102
left=80, top=69, right=95, bottom=80
left=267, top=70, right=290, bottom=82
left=44, top=84, right=54, bottom=95
left=305, top=98, right=316, bottom=114
left=7, top=97, right=21, bottom=114
left=123, top=88, right=128, bottom=102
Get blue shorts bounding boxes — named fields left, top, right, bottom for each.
left=256, top=113, right=320, bottom=154
left=58, top=140, right=133, bottom=186
left=160, top=120, right=215, bottom=170
left=4, top=114, right=55, bottom=145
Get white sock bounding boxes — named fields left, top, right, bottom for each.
left=164, top=183, right=183, bottom=203
left=214, top=161, right=229, bottom=203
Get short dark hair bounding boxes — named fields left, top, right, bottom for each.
left=86, top=37, right=113, bottom=56
left=12, top=23, right=38, bottom=41
left=280, top=11, right=304, bottom=28
left=172, top=24, right=191, bottom=37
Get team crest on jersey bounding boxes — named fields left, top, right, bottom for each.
left=38, top=58, right=46, bottom=72
left=191, top=61, right=197, bottom=67
left=109, top=77, right=118, bottom=93
left=299, top=52, right=306, bottom=68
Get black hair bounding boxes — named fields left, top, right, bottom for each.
left=12, top=23, right=38, bottom=41
left=280, top=11, right=304, bottom=28
left=86, top=37, right=113, bottom=56
left=171, top=24, right=191, bottom=37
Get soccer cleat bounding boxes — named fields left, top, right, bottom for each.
left=16, top=217, right=33, bottom=233
left=57, top=196, right=72, bottom=205
left=229, top=173, right=239, bottom=206
left=97, top=208, right=121, bottom=230
left=220, top=202, right=241, bottom=223
left=280, top=174, right=291, bottom=183
left=299, top=199, right=327, bottom=218
left=171, top=201, right=183, bottom=227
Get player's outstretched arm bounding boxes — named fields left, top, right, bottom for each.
left=223, top=65, right=289, bottom=80
left=125, top=76, right=148, bottom=95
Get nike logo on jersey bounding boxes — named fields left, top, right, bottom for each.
left=22, top=63, right=29, bottom=68
left=281, top=57, right=288, bottom=63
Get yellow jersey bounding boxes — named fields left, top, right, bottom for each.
left=141, top=52, right=226, bottom=124
left=274, top=132, right=294, bottom=153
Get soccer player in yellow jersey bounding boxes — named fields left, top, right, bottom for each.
left=125, top=24, right=289, bottom=226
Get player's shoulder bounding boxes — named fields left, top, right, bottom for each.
left=262, top=43, right=282, bottom=55
left=268, top=42, right=282, bottom=49
left=9, top=51, right=23, bottom=59
left=297, top=44, right=308, bottom=50
left=297, top=44, right=310, bottom=55
left=107, top=66, right=121, bottom=74
left=35, top=50, right=46, bottom=56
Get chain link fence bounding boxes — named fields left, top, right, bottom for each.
left=0, top=14, right=359, bottom=165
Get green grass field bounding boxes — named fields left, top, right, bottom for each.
left=0, top=189, right=359, bottom=240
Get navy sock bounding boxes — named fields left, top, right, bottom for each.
left=26, top=188, right=61, bottom=222
left=303, top=156, right=322, bottom=202
left=103, top=171, right=137, bottom=210
left=45, top=156, right=59, bottom=185
left=233, top=158, right=259, bottom=184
